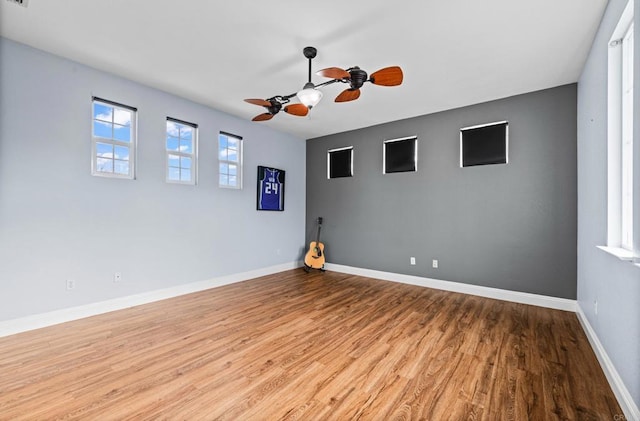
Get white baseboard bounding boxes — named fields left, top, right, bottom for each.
left=325, top=263, right=576, bottom=311
left=576, top=305, right=640, bottom=421
left=0, top=261, right=302, bottom=338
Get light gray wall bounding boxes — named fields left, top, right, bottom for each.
left=577, top=0, right=640, bottom=409
left=0, top=38, right=306, bottom=321
left=307, top=84, right=577, bottom=299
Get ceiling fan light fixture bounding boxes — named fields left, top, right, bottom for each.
left=297, top=82, right=323, bottom=109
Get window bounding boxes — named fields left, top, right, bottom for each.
left=166, top=118, right=197, bottom=185
left=620, top=21, right=634, bottom=250
left=92, top=98, right=136, bottom=179
left=384, top=136, right=417, bottom=174
left=218, top=132, right=242, bottom=188
left=606, top=1, right=634, bottom=256
left=328, top=147, right=353, bottom=179
left=460, top=121, right=508, bottom=167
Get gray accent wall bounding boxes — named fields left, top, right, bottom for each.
left=577, top=0, right=640, bottom=409
left=0, top=38, right=306, bottom=321
left=307, top=84, right=577, bottom=299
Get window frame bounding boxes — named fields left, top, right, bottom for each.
left=606, top=0, right=635, bottom=256
left=165, top=117, right=198, bottom=185
left=620, top=21, right=634, bottom=251
left=327, top=146, right=354, bottom=179
left=91, top=97, right=137, bottom=179
left=218, top=132, right=243, bottom=189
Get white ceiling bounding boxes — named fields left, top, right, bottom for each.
left=0, top=0, right=607, bottom=140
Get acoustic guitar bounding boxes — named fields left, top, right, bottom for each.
left=304, top=217, right=325, bottom=271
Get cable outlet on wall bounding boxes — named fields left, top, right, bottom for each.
left=432, top=259, right=439, bottom=268
left=66, top=279, right=75, bottom=290
left=114, top=272, right=122, bottom=283
left=410, top=257, right=416, bottom=265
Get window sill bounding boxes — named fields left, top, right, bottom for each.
left=596, top=245, right=636, bottom=261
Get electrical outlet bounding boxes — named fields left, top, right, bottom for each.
left=432, top=259, right=439, bottom=268
left=594, top=299, right=598, bottom=315
left=66, top=279, right=75, bottom=290
left=410, top=257, right=416, bottom=265
left=114, top=272, right=122, bottom=283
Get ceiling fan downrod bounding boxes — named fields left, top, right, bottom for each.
left=303, top=46, right=317, bottom=86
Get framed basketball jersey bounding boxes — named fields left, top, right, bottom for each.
left=257, top=166, right=285, bottom=211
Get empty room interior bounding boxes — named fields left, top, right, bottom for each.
left=0, top=1, right=639, bottom=420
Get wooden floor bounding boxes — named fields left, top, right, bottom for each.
left=0, top=270, right=622, bottom=420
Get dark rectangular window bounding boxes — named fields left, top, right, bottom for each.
left=384, top=136, right=417, bottom=173
left=328, top=147, right=353, bottom=178
left=460, top=121, right=508, bottom=167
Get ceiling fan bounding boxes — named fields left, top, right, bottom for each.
left=244, top=46, right=403, bottom=122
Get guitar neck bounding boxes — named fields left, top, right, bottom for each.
left=314, top=217, right=323, bottom=244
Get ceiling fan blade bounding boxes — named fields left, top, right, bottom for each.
left=245, top=98, right=272, bottom=107
left=284, top=103, right=309, bottom=117
left=369, top=66, right=403, bottom=86
left=316, top=67, right=351, bottom=80
left=335, top=88, right=361, bottom=103
left=252, top=113, right=274, bottom=122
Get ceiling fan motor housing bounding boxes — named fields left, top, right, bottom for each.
left=268, top=101, right=282, bottom=115
left=349, top=67, right=368, bottom=89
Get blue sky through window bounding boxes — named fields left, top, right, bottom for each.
left=92, top=100, right=133, bottom=176
left=218, top=133, right=241, bottom=188
left=166, top=119, right=196, bottom=183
